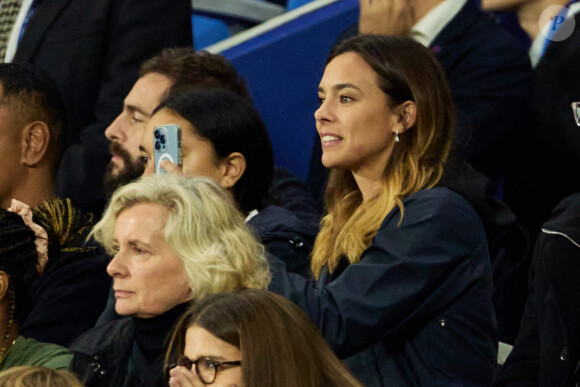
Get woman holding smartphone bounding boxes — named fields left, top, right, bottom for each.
left=266, top=35, right=497, bottom=386
left=139, top=87, right=318, bottom=277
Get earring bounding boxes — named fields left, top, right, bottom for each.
left=395, top=124, right=404, bottom=143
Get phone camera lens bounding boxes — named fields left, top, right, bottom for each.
left=160, top=136, right=166, bottom=144
left=154, top=141, right=160, bottom=151
left=154, top=131, right=160, bottom=139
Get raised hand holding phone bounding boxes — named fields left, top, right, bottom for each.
left=154, top=124, right=183, bottom=174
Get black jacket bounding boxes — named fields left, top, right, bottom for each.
left=19, top=247, right=110, bottom=347
left=71, top=304, right=188, bottom=387
left=19, top=199, right=111, bottom=347
left=70, top=318, right=136, bottom=387
left=504, top=13, right=580, bottom=239
left=497, top=193, right=580, bottom=387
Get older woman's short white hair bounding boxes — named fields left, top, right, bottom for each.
left=90, top=174, right=270, bottom=301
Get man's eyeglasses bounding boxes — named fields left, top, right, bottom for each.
left=174, top=355, right=242, bottom=384
left=572, top=102, right=580, bottom=126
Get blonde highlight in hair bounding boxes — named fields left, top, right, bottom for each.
left=0, top=366, right=83, bottom=387
left=311, top=35, right=454, bottom=278
left=90, top=174, right=270, bottom=300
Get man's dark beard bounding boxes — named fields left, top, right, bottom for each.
left=103, top=141, right=145, bottom=198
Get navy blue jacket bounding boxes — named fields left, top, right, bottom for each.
left=268, top=187, right=497, bottom=386
left=248, top=204, right=317, bottom=278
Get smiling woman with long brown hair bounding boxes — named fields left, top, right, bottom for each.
left=268, top=34, right=497, bottom=386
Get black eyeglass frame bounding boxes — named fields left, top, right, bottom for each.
left=173, top=355, right=242, bottom=384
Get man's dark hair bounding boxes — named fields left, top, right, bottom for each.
left=0, top=64, right=66, bottom=174
left=140, top=48, right=249, bottom=98
left=156, top=88, right=274, bottom=214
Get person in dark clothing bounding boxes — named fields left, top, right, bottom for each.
left=0, top=208, right=72, bottom=371
left=70, top=174, right=270, bottom=386
left=482, top=0, right=580, bottom=240
left=307, top=0, right=533, bottom=344
left=0, top=63, right=109, bottom=347
left=19, top=198, right=110, bottom=348
left=497, top=193, right=580, bottom=387
left=96, top=54, right=319, bottom=327
left=10, top=0, right=195, bottom=216
left=139, top=88, right=318, bottom=278
left=268, top=35, right=497, bottom=387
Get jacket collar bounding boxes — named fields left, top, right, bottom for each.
left=542, top=193, right=580, bottom=248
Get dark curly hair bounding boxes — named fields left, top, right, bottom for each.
left=0, top=63, right=66, bottom=177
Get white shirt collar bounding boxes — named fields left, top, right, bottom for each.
left=410, top=0, right=467, bottom=47
left=245, top=209, right=259, bottom=222
left=529, top=2, right=580, bottom=68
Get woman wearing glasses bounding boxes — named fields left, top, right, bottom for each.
left=267, top=35, right=497, bottom=386
left=166, top=289, right=363, bottom=386
left=69, top=174, right=270, bottom=386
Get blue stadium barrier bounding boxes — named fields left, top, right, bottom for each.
left=287, top=0, right=316, bottom=10
left=192, top=15, right=231, bottom=49
left=192, top=0, right=285, bottom=49
left=209, top=0, right=359, bottom=181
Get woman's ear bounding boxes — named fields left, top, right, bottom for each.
left=397, top=101, right=417, bottom=132
left=21, top=121, right=51, bottom=167
left=0, top=271, right=10, bottom=302
left=220, top=152, right=247, bottom=189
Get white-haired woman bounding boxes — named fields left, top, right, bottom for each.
left=69, top=174, right=270, bottom=387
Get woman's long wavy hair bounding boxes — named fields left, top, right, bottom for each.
left=311, top=35, right=455, bottom=278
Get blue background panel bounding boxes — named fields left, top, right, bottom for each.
left=222, top=0, right=359, bottom=180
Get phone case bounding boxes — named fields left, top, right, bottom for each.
left=154, top=124, right=182, bottom=174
